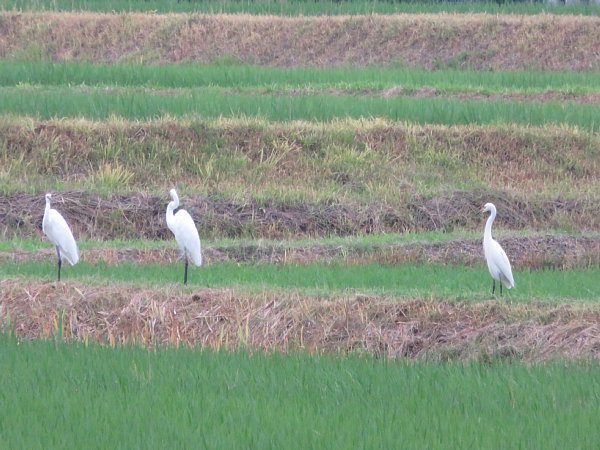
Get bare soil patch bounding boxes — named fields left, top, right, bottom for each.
left=2, top=279, right=599, bottom=361
left=1, top=12, right=600, bottom=70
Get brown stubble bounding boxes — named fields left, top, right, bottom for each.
left=1, top=12, right=599, bottom=69
left=2, top=278, right=600, bottom=361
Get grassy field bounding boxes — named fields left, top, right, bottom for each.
left=2, top=259, right=600, bottom=301
left=0, top=0, right=599, bottom=365
left=1, top=335, right=600, bottom=448
left=1, top=4, right=599, bottom=448
left=0, top=229, right=549, bottom=253
left=2, top=116, right=598, bottom=235
left=3, top=0, right=600, bottom=16
left=2, top=85, right=599, bottom=127
left=1, top=117, right=599, bottom=243
left=3, top=61, right=600, bottom=92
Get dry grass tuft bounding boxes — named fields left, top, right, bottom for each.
left=2, top=279, right=600, bottom=361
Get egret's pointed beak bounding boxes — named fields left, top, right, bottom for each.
left=481, top=207, right=486, bottom=213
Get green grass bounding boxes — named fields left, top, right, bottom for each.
left=2, top=229, right=596, bottom=253
left=2, top=0, right=600, bottom=16
left=1, top=334, right=600, bottom=448
left=3, top=62, right=600, bottom=93
left=3, top=260, right=600, bottom=301
left=0, top=231, right=482, bottom=252
left=1, top=85, right=599, bottom=128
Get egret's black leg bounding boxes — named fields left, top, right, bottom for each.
left=56, top=246, right=62, bottom=281
left=500, top=283, right=503, bottom=296
left=492, top=279, right=495, bottom=295
left=184, top=256, right=189, bottom=286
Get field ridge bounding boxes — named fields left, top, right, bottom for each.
left=3, top=190, right=600, bottom=240
left=1, top=8, right=599, bottom=368
left=2, top=279, right=600, bottom=361
left=1, top=12, right=600, bottom=70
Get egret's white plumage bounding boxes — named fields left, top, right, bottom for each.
left=42, top=193, right=79, bottom=281
left=482, top=202, right=514, bottom=295
left=166, top=189, right=202, bottom=285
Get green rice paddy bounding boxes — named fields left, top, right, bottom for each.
left=1, top=334, right=600, bottom=449
left=2, top=0, right=600, bottom=16
left=2, top=62, right=600, bottom=92
left=0, top=229, right=535, bottom=253
left=1, top=85, right=599, bottom=128
left=2, top=260, right=599, bottom=301
left=0, top=62, right=598, bottom=128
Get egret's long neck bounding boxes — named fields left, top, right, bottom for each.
left=166, top=200, right=177, bottom=228
left=44, top=198, right=51, bottom=219
left=484, top=210, right=496, bottom=242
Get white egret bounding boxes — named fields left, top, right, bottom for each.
left=482, top=202, right=514, bottom=295
left=166, top=189, right=202, bottom=285
left=42, top=193, right=79, bottom=281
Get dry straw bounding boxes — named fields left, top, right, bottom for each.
left=2, top=279, right=600, bottom=362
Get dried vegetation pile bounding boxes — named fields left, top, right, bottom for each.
left=3, top=190, right=600, bottom=241
left=2, top=279, right=600, bottom=362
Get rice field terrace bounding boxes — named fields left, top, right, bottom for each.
left=0, top=5, right=599, bottom=447
left=0, top=6, right=599, bottom=353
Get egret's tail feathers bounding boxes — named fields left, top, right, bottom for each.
left=63, top=252, right=79, bottom=266
left=191, top=251, right=202, bottom=267
left=183, top=247, right=202, bottom=267
left=59, top=243, right=79, bottom=265
left=501, top=274, right=514, bottom=289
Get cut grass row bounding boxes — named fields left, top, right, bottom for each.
left=2, top=0, right=600, bottom=15
left=3, top=260, right=600, bottom=301
left=2, top=85, right=600, bottom=128
left=3, top=277, right=600, bottom=360
left=2, top=335, right=600, bottom=448
left=4, top=61, right=600, bottom=93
